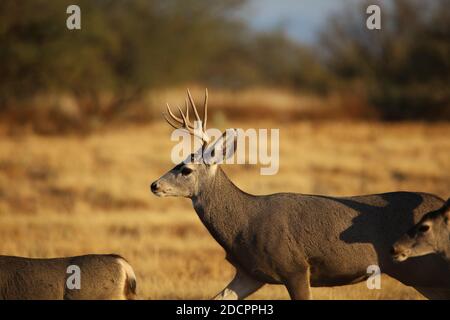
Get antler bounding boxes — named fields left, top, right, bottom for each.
left=163, top=89, right=210, bottom=145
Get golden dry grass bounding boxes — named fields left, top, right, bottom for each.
left=0, top=119, right=449, bottom=299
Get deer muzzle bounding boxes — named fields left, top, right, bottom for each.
left=390, top=242, right=412, bottom=262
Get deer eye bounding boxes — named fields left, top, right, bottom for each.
left=181, top=167, right=193, bottom=176
left=418, top=225, right=430, bottom=233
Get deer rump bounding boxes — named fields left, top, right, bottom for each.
left=0, top=254, right=136, bottom=300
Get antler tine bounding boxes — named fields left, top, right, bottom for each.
left=166, top=102, right=194, bottom=129
left=184, top=98, right=196, bottom=128
left=177, top=105, right=194, bottom=133
left=163, top=112, right=181, bottom=130
left=187, top=88, right=202, bottom=124
left=203, top=88, right=208, bottom=132
left=185, top=98, right=190, bottom=124
left=166, top=103, right=183, bottom=124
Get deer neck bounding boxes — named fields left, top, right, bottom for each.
left=191, top=166, right=255, bottom=252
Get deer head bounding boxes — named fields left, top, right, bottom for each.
left=391, top=198, right=450, bottom=262
left=151, top=89, right=238, bottom=198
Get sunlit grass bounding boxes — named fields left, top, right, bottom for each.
left=0, top=120, right=448, bottom=299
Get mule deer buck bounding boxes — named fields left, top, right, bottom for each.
left=392, top=198, right=450, bottom=263
left=151, top=89, right=450, bottom=300
left=0, top=254, right=137, bottom=299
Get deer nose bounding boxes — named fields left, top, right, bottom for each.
left=390, top=243, right=411, bottom=262
left=150, top=181, right=159, bottom=192
left=390, top=243, right=405, bottom=256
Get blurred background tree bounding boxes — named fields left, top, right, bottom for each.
left=0, top=0, right=254, bottom=112
left=0, top=0, right=448, bottom=132
left=320, top=0, right=450, bottom=120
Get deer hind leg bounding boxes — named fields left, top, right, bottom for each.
left=213, top=269, right=264, bottom=300
left=284, top=267, right=313, bottom=300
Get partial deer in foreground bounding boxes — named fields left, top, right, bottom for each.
left=151, top=89, right=450, bottom=300
left=392, top=198, right=450, bottom=263
left=0, top=254, right=136, bottom=299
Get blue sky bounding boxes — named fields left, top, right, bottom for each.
left=241, top=0, right=362, bottom=43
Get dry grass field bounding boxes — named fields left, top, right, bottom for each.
left=0, top=118, right=449, bottom=299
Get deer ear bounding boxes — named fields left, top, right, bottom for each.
left=203, top=129, right=238, bottom=165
